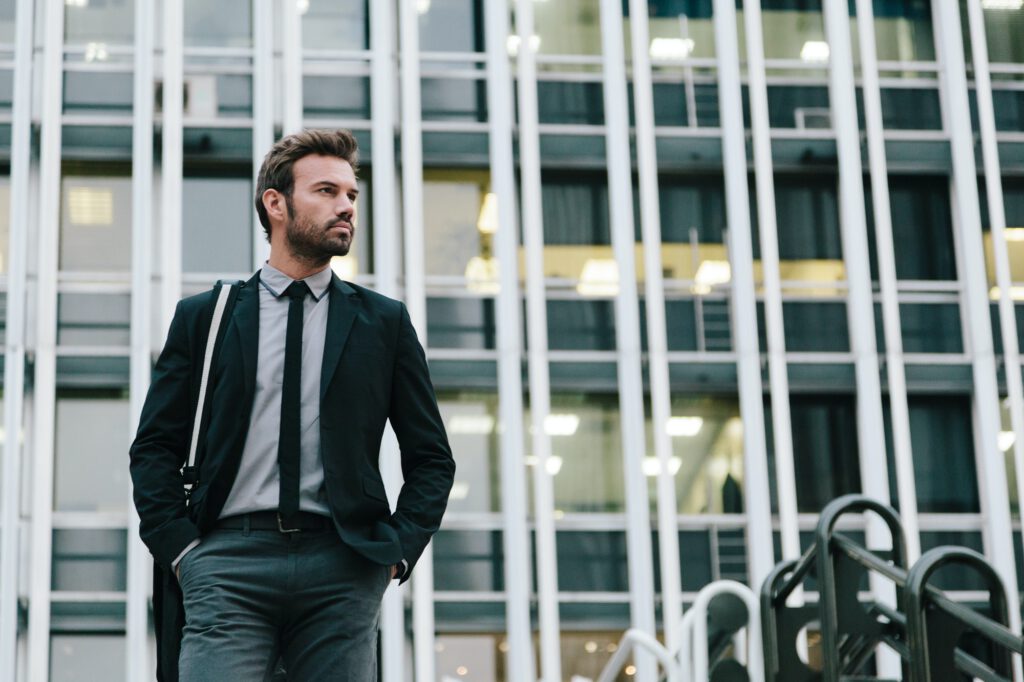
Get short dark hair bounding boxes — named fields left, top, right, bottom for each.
left=254, top=128, right=360, bottom=239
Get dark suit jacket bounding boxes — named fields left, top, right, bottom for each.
left=130, top=271, right=455, bottom=679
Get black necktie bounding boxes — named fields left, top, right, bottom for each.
left=279, top=280, right=310, bottom=522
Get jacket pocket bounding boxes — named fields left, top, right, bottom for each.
left=362, top=474, right=389, bottom=504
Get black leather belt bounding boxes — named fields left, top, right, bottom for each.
left=216, top=510, right=331, bottom=533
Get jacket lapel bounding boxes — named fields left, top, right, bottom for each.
left=231, top=271, right=261, bottom=398
left=320, top=274, right=359, bottom=399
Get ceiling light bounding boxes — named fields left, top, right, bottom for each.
left=982, top=0, right=1023, bottom=9
left=67, top=186, right=113, bottom=225
left=1003, top=227, right=1024, bottom=241
left=544, top=413, right=580, bottom=436
left=693, top=259, right=731, bottom=294
left=999, top=430, right=1016, bottom=452
left=65, top=0, right=88, bottom=6
left=800, top=40, right=830, bottom=63
left=84, top=42, right=108, bottom=62
left=643, top=456, right=682, bottom=476
left=465, top=256, right=500, bottom=294
left=330, top=255, right=358, bottom=280
left=649, top=37, right=695, bottom=61
left=296, top=0, right=310, bottom=14
left=416, top=0, right=431, bottom=14
left=545, top=455, right=563, bottom=475
left=989, top=285, right=1024, bottom=301
left=448, top=414, right=495, bottom=435
left=507, top=34, right=541, bottom=58
left=477, top=192, right=498, bottom=234
left=666, top=416, right=703, bottom=437
left=577, top=258, right=619, bottom=296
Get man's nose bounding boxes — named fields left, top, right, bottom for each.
left=335, top=195, right=354, bottom=217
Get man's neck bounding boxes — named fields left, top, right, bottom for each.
left=266, top=253, right=330, bottom=281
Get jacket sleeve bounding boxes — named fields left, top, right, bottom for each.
left=129, top=299, right=202, bottom=570
left=387, top=303, right=455, bottom=583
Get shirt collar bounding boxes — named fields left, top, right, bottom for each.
left=260, top=262, right=333, bottom=302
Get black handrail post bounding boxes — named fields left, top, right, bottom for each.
left=906, top=547, right=1014, bottom=682
left=814, top=495, right=908, bottom=682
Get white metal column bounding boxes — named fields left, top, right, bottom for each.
left=252, top=0, right=275, bottom=268
left=931, top=0, right=1023, bottom=646
left=483, top=2, right=536, bottom=680
left=740, top=0, right=801, bottom=570
left=966, top=0, right=1024, bottom=585
left=161, top=0, right=184, bottom=328
left=853, top=0, right=921, bottom=563
left=626, top=0, right=682, bottom=663
left=597, top=2, right=657, bottom=679
left=280, top=0, right=303, bottom=136
left=513, top=1, right=562, bottom=680
left=26, top=1, right=65, bottom=678
left=711, top=0, right=775, bottom=588
left=398, top=2, right=436, bottom=680
left=0, top=0, right=33, bottom=675
left=127, top=1, right=156, bottom=679
left=371, top=3, right=405, bottom=682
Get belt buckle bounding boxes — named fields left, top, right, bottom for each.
left=277, top=512, right=301, bottom=533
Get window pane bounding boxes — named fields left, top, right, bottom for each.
left=422, top=78, right=486, bottom=122
left=901, top=303, right=963, bottom=353
left=301, top=0, right=366, bottom=51
left=439, top=390, right=499, bottom=514
left=51, top=635, right=126, bottom=682
left=427, top=297, right=496, bottom=350
left=54, top=394, right=130, bottom=512
left=60, top=176, right=131, bottom=272
left=423, top=170, right=492, bottom=280
left=63, top=72, right=133, bottom=115
left=52, top=529, right=127, bottom=592
left=183, top=177, right=253, bottom=274
left=769, top=176, right=846, bottom=290
left=0, top=178, right=9, bottom=275
left=870, top=1, right=935, bottom=62
left=889, top=177, right=956, bottom=280
left=547, top=300, right=615, bottom=351
left=980, top=2, right=1024, bottom=65
left=57, top=294, right=130, bottom=346
left=782, top=395, right=861, bottom=513
left=543, top=172, right=610, bottom=246
left=533, top=0, right=601, bottom=57
left=304, top=76, right=369, bottom=119
left=433, top=530, right=503, bottom=591
left=536, top=81, right=604, bottom=125
left=911, top=396, right=979, bottom=513
left=783, top=302, right=849, bottom=352
left=64, top=0, right=133, bottom=45
left=557, top=531, right=628, bottom=591
left=419, top=0, right=480, bottom=52
left=184, top=0, right=251, bottom=48
left=0, top=0, right=13, bottom=43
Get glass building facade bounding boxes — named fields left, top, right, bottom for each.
left=0, top=0, right=1022, bottom=680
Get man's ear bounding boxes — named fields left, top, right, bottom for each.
left=262, top=188, right=287, bottom=224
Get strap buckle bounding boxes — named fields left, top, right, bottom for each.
left=277, top=512, right=301, bottom=533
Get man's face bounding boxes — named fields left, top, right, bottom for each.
left=281, top=154, right=358, bottom=262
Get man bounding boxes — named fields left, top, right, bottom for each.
left=130, top=129, right=455, bottom=680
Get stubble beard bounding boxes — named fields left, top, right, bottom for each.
left=284, top=208, right=352, bottom=267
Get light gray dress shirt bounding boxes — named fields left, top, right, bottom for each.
left=219, top=262, right=334, bottom=518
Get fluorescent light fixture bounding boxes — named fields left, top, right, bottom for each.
left=84, top=41, right=108, bottom=62
left=68, top=187, right=114, bottom=225
left=507, top=34, right=541, bottom=57
left=544, top=413, right=580, bottom=436
left=477, top=192, right=498, bottom=234
left=693, top=259, right=731, bottom=294
left=643, top=456, right=683, bottom=476
left=649, top=37, right=695, bottom=61
left=296, top=0, right=310, bottom=14
left=448, top=414, right=496, bottom=435
left=1003, top=227, right=1024, bottom=241
left=465, top=255, right=500, bottom=294
left=416, top=0, right=431, bottom=14
left=330, top=255, right=358, bottom=280
left=577, top=258, right=619, bottom=296
left=800, top=40, right=830, bottom=63
left=989, top=285, right=1024, bottom=301
left=545, top=455, right=563, bottom=475
left=65, top=0, right=88, bottom=6
left=666, top=416, right=703, bottom=437
left=982, top=0, right=1023, bottom=9
left=999, top=430, right=1016, bottom=452
left=448, top=481, right=470, bottom=500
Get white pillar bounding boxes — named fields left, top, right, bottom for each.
left=252, top=0, right=275, bottom=268
left=280, top=0, right=303, bottom=136
left=598, top=2, right=658, bottom=679
left=514, top=1, right=563, bottom=679
left=127, top=1, right=156, bottom=679
left=26, top=1, right=65, bottom=678
left=161, top=0, right=184, bottom=329
left=931, top=0, right=1023, bottom=651
left=398, top=2, right=436, bottom=680
left=0, top=0, right=34, bottom=675
left=711, top=0, right=775, bottom=589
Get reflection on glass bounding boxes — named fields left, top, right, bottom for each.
left=419, top=0, right=480, bottom=52
left=183, top=176, right=253, bottom=273
left=59, top=175, right=131, bottom=272
left=439, top=390, right=499, bottom=513
left=301, top=0, right=366, bottom=51
left=64, top=0, right=133, bottom=45
left=424, top=169, right=494, bottom=281
left=51, top=635, right=126, bottom=682
left=54, top=394, right=130, bottom=512
left=184, top=0, right=251, bottom=48
left=52, top=529, right=127, bottom=592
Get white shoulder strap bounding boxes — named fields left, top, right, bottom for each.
left=186, top=284, right=233, bottom=471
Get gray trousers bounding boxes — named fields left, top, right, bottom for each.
left=177, top=524, right=391, bottom=681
